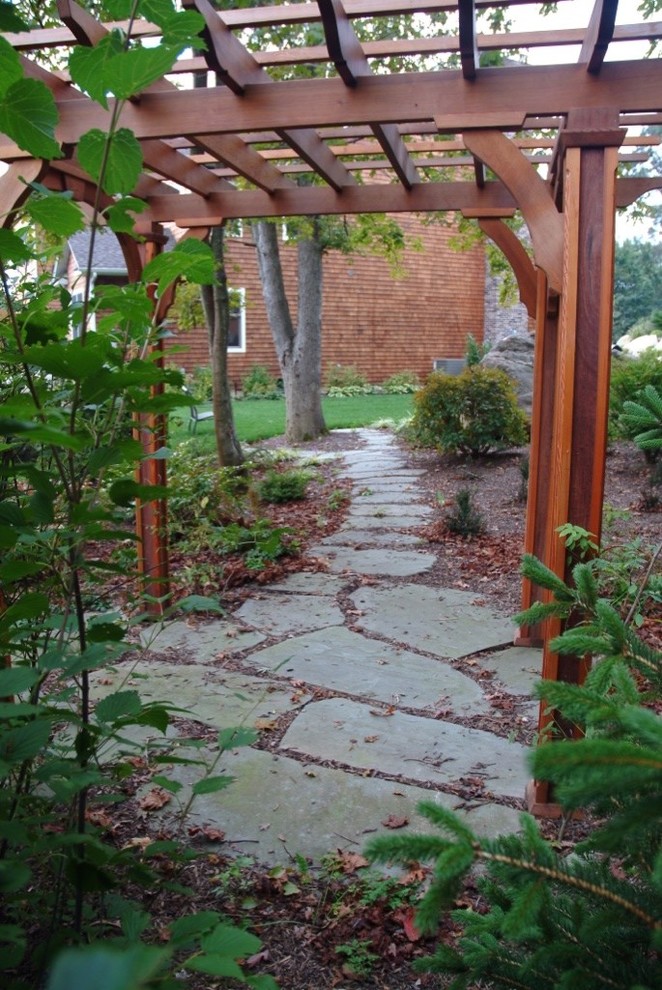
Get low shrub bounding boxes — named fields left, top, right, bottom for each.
left=381, top=370, right=421, bottom=394
left=410, top=366, right=529, bottom=457
left=445, top=488, right=485, bottom=537
left=241, top=364, right=282, bottom=399
left=257, top=468, right=311, bottom=504
left=324, top=364, right=372, bottom=397
left=465, top=332, right=490, bottom=366
left=187, top=365, right=213, bottom=403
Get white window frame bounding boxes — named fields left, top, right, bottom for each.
left=228, top=287, right=246, bottom=353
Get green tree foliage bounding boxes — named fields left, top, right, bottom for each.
left=612, top=240, right=662, bottom=340
left=0, top=5, right=276, bottom=986
left=609, top=350, right=662, bottom=443
left=409, top=367, right=529, bottom=457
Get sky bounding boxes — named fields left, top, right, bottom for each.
left=507, top=1, right=660, bottom=241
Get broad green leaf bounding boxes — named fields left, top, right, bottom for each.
left=0, top=666, right=40, bottom=695
left=87, top=621, right=126, bottom=643
left=0, top=229, right=33, bottom=263
left=143, top=239, right=215, bottom=296
left=68, top=35, right=124, bottom=109
left=0, top=559, right=43, bottom=584
left=106, top=45, right=178, bottom=100
left=176, top=595, right=225, bottom=615
left=152, top=775, right=183, bottom=794
left=134, top=704, right=170, bottom=733
left=78, top=127, right=143, bottom=197
left=104, top=1, right=134, bottom=18
left=192, top=775, right=235, bottom=796
left=151, top=9, right=206, bottom=48
left=108, top=479, right=169, bottom=506
left=22, top=338, right=107, bottom=379
left=28, top=490, right=54, bottom=524
left=47, top=945, right=167, bottom=990
left=0, top=36, right=22, bottom=96
left=200, top=924, right=262, bottom=958
left=0, top=591, right=49, bottom=626
left=0, top=78, right=60, bottom=159
left=26, top=193, right=85, bottom=238
left=168, top=911, right=220, bottom=946
left=0, top=860, right=30, bottom=895
left=218, top=727, right=258, bottom=750
left=0, top=3, right=29, bottom=32
left=0, top=922, right=26, bottom=968
left=0, top=501, right=26, bottom=527
left=105, top=196, right=148, bottom=234
left=95, top=690, right=142, bottom=724
left=0, top=718, right=52, bottom=764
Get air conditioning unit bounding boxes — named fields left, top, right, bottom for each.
left=432, top=358, right=466, bottom=375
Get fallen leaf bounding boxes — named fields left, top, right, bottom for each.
left=139, top=788, right=171, bottom=811
left=335, top=850, right=369, bottom=874
left=369, top=705, right=396, bottom=717
left=382, top=814, right=409, bottom=829
left=395, top=906, right=422, bottom=942
left=254, top=717, right=278, bottom=730
left=259, top=822, right=271, bottom=831
left=364, top=735, right=379, bottom=743
left=122, top=836, right=152, bottom=851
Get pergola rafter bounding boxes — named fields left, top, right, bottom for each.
left=3, top=0, right=662, bottom=816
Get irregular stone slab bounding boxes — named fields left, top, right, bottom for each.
left=344, top=468, right=425, bottom=480
left=333, top=514, right=429, bottom=531
left=93, top=662, right=301, bottom=728
left=281, top=697, right=528, bottom=799
left=262, top=572, right=351, bottom=595
left=350, top=584, right=514, bottom=659
left=352, top=490, right=424, bottom=504
left=138, top=619, right=265, bottom=662
left=234, top=592, right=344, bottom=636
left=150, top=745, right=522, bottom=864
left=317, top=530, right=423, bottom=547
left=476, top=646, right=542, bottom=697
left=348, top=503, right=433, bottom=519
left=247, top=626, right=489, bottom=715
left=311, top=546, right=436, bottom=577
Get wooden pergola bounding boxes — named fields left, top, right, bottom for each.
left=3, top=0, right=662, bottom=813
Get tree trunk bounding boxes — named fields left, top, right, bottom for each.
left=201, top=226, right=243, bottom=467
left=252, top=219, right=327, bottom=443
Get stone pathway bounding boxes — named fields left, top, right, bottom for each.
left=98, top=430, right=541, bottom=864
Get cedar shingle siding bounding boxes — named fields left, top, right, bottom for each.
left=169, top=215, right=485, bottom=385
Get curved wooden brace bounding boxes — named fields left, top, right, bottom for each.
left=463, top=129, right=563, bottom=293
left=0, top=159, right=47, bottom=228
left=477, top=218, right=537, bottom=319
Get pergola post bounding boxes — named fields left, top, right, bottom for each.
left=526, top=111, right=623, bottom=815
left=134, top=227, right=171, bottom=617
left=517, top=271, right=559, bottom=646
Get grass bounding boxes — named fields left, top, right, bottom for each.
left=170, top=393, right=414, bottom=447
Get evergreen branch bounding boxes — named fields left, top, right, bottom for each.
left=476, top=850, right=660, bottom=929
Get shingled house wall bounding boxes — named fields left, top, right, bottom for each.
left=168, top=214, right=485, bottom=386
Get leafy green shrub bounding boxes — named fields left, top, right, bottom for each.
left=187, top=365, right=213, bottom=402
left=257, top=468, right=311, bottom=503
left=325, top=364, right=372, bottom=397
left=445, top=488, right=485, bottom=537
left=381, top=370, right=421, bottom=394
left=241, top=364, right=282, bottom=399
left=609, top=351, right=662, bottom=441
left=218, top=519, right=296, bottom=569
left=167, top=443, right=249, bottom=534
left=410, top=367, right=529, bottom=457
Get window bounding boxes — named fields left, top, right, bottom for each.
left=228, top=288, right=246, bottom=352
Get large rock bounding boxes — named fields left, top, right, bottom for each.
left=481, top=334, right=535, bottom=416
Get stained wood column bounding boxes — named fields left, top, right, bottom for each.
left=133, top=227, right=170, bottom=616
left=517, top=271, right=559, bottom=646
left=526, top=111, right=623, bottom=814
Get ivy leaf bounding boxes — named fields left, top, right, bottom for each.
left=78, top=128, right=143, bottom=196
left=26, top=193, right=85, bottom=238
left=0, top=78, right=61, bottom=160
left=143, top=240, right=215, bottom=296
left=68, top=35, right=124, bottom=109
left=0, top=36, right=23, bottom=96
left=141, top=6, right=205, bottom=48
left=105, top=45, right=178, bottom=100
left=0, top=229, right=33, bottom=263
left=104, top=196, right=148, bottom=234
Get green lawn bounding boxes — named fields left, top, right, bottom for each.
left=170, top=392, right=414, bottom=446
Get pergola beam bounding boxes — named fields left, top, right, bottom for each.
left=318, top=0, right=419, bottom=188
left=579, top=0, right=619, bottom=75
left=458, top=0, right=479, bottom=80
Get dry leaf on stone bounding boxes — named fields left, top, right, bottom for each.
left=369, top=705, right=395, bottom=717
left=139, top=788, right=171, bottom=811
left=382, top=814, right=409, bottom=829
left=335, top=850, right=369, bottom=874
